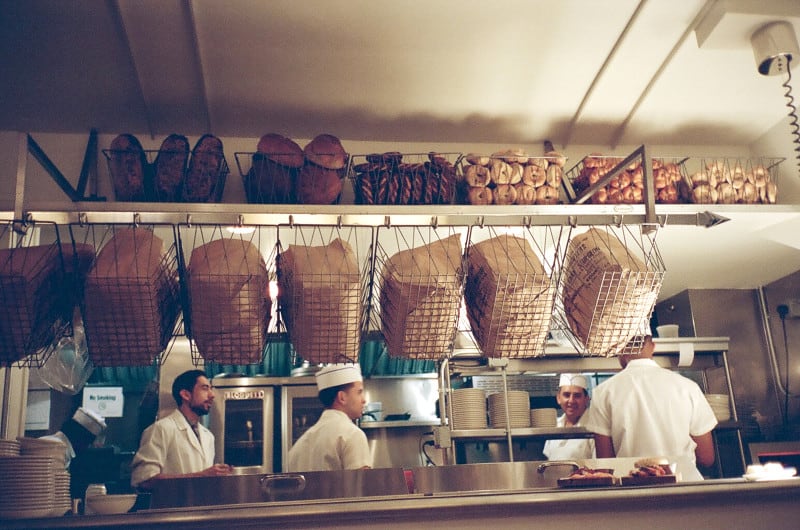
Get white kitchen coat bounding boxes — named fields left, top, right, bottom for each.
left=542, top=414, right=596, bottom=461
left=286, top=409, right=371, bottom=472
left=130, top=408, right=215, bottom=487
left=581, top=358, right=718, bottom=470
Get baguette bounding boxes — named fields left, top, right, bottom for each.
left=153, top=134, right=189, bottom=202
left=182, top=134, right=225, bottom=202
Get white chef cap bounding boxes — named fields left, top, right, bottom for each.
left=558, top=373, right=589, bottom=390
left=316, top=363, right=362, bottom=391
left=72, top=407, right=107, bottom=436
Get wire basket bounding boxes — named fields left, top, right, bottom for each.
left=70, top=223, right=182, bottom=366
left=0, top=221, right=69, bottom=367
left=565, top=155, right=689, bottom=205
left=103, top=148, right=229, bottom=203
left=553, top=224, right=665, bottom=357
left=372, top=226, right=465, bottom=360
left=456, top=152, right=566, bottom=205
left=463, top=225, right=568, bottom=359
left=236, top=152, right=349, bottom=205
left=349, top=152, right=459, bottom=205
left=275, top=225, right=373, bottom=365
left=683, top=157, right=783, bottom=204
left=177, top=224, right=276, bottom=366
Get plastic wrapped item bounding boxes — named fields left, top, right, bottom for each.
left=37, top=312, right=93, bottom=395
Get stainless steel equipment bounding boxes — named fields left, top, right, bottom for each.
left=281, top=383, right=323, bottom=471
left=208, top=376, right=276, bottom=473
left=148, top=467, right=408, bottom=508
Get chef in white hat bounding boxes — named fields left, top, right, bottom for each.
left=286, top=363, right=372, bottom=472
left=543, top=373, right=596, bottom=460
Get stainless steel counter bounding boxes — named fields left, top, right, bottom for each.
left=6, top=478, right=799, bottom=529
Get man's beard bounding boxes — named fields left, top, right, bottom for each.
left=191, top=403, right=210, bottom=417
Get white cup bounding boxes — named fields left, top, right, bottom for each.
left=656, top=324, right=679, bottom=338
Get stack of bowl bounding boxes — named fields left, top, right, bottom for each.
left=488, top=391, right=531, bottom=428
left=530, top=408, right=558, bottom=428
left=705, top=393, right=731, bottom=422
left=450, top=388, right=488, bottom=430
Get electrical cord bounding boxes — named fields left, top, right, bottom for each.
left=419, top=432, right=437, bottom=466
left=777, top=304, right=793, bottom=430
left=782, top=59, right=800, bottom=174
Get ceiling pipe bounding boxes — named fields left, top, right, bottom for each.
left=609, top=0, right=719, bottom=149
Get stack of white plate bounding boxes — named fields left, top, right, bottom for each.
left=0, top=438, right=21, bottom=456
left=530, top=408, right=558, bottom=428
left=53, top=470, right=72, bottom=517
left=18, top=436, right=68, bottom=468
left=0, top=456, right=59, bottom=519
left=450, top=388, right=488, bottom=430
left=706, top=394, right=731, bottom=422
left=488, top=391, right=531, bottom=428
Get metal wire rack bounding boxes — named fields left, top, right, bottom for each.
left=275, top=224, right=373, bottom=365
left=235, top=152, right=350, bottom=205
left=456, top=152, right=566, bottom=206
left=0, top=221, right=68, bottom=368
left=683, top=156, right=784, bottom=204
left=372, top=226, right=465, bottom=360
left=565, top=154, right=689, bottom=205
left=463, top=224, right=569, bottom=359
left=177, top=224, right=276, bottom=366
left=69, top=223, right=181, bottom=367
left=349, top=152, right=460, bottom=205
left=553, top=224, right=665, bottom=357
left=103, top=148, right=229, bottom=203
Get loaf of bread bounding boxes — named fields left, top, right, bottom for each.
left=278, top=239, right=361, bottom=363
left=108, top=134, right=148, bottom=201
left=561, top=228, right=660, bottom=356
left=188, top=237, right=270, bottom=364
left=182, top=134, right=225, bottom=202
left=465, top=235, right=554, bottom=358
left=380, top=233, right=462, bottom=359
left=153, top=134, right=189, bottom=202
left=245, top=133, right=305, bottom=203
left=83, top=228, right=180, bottom=366
left=303, top=134, right=347, bottom=170
left=0, top=244, right=63, bottom=364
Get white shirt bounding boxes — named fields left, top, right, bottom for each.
left=286, top=409, right=371, bottom=472
left=542, top=414, right=596, bottom=461
left=581, top=358, right=718, bottom=467
left=130, top=408, right=216, bottom=487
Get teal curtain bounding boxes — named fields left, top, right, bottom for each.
left=87, top=364, right=158, bottom=391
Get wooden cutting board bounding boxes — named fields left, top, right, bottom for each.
left=619, top=475, right=677, bottom=486
left=557, top=476, right=616, bottom=488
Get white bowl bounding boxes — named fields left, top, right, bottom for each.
left=86, top=494, right=137, bottom=515
left=656, top=324, right=679, bottom=338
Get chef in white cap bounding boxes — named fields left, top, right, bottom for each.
left=286, top=363, right=372, bottom=472
left=542, top=373, right=595, bottom=460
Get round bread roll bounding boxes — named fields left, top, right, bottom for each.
left=544, top=150, right=566, bottom=168
left=545, top=164, right=562, bottom=188
left=514, top=183, right=536, bottom=205
left=535, top=185, right=559, bottom=205
left=494, top=184, right=517, bottom=205
left=465, top=153, right=490, bottom=166
left=467, top=186, right=492, bottom=205
left=257, top=133, right=304, bottom=168
left=523, top=164, right=546, bottom=187
left=489, top=158, right=511, bottom=184
left=508, top=163, right=524, bottom=185
left=304, top=134, right=347, bottom=170
left=528, top=157, right=549, bottom=169
left=465, top=164, right=491, bottom=187
left=295, top=162, right=343, bottom=204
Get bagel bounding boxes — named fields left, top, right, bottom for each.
left=467, top=186, right=493, bottom=205
left=464, top=164, right=491, bottom=187
left=493, top=184, right=518, bottom=205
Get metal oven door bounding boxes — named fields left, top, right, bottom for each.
left=209, top=384, right=275, bottom=473
left=280, top=384, right=323, bottom=472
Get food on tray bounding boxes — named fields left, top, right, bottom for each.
left=565, top=467, right=615, bottom=479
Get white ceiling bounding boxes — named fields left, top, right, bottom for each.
left=1, top=0, right=799, bottom=147
left=2, top=0, right=800, bottom=302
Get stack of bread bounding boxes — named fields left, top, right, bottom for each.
left=188, top=237, right=270, bottom=365
left=244, top=133, right=348, bottom=204
left=106, top=133, right=227, bottom=203
left=464, top=235, right=554, bottom=358
left=460, top=150, right=565, bottom=205
left=83, top=228, right=180, bottom=366
left=568, top=155, right=685, bottom=204
left=278, top=238, right=362, bottom=364
left=351, top=152, right=457, bottom=205
left=686, top=159, right=777, bottom=204
left=0, top=244, right=63, bottom=365
left=560, top=228, right=661, bottom=357
left=380, top=233, right=463, bottom=359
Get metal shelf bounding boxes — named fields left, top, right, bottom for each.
left=450, top=426, right=592, bottom=441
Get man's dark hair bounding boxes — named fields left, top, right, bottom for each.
left=172, top=369, right=206, bottom=406
left=319, top=382, right=355, bottom=408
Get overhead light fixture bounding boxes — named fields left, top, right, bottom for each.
left=225, top=225, right=256, bottom=235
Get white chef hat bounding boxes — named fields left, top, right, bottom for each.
left=315, top=363, right=362, bottom=391
left=558, top=373, right=590, bottom=390
left=72, top=407, right=107, bottom=436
